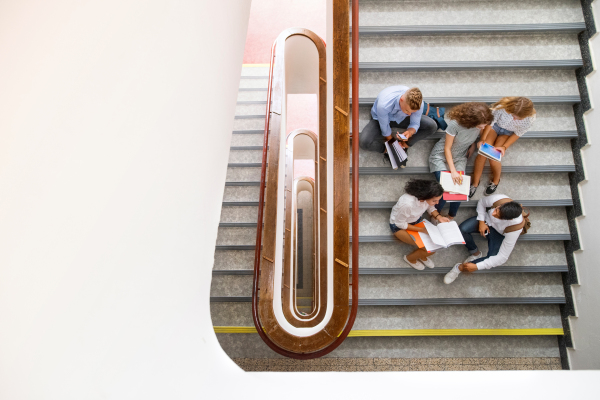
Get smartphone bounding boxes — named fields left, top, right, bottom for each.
left=397, top=133, right=407, bottom=140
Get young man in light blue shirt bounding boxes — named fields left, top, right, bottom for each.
left=358, top=86, right=438, bottom=158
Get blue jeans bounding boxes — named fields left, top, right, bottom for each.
left=459, top=216, right=505, bottom=264
left=492, top=123, right=513, bottom=136
left=433, top=171, right=460, bottom=217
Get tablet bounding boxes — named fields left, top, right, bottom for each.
left=478, top=142, right=502, bottom=162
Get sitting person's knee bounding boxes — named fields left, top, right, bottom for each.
left=420, top=115, right=438, bottom=134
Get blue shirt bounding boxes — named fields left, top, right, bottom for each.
left=371, top=85, right=424, bottom=137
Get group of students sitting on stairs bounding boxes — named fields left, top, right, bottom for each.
left=360, top=85, right=536, bottom=284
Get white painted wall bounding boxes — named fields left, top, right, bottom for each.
left=568, top=0, right=600, bottom=371
left=0, top=1, right=598, bottom=398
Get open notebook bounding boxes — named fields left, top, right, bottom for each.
left=440, top=171, right=470, bottom=196
left=420, top=220, right=465, bottom=252
left=406, top=221, right=466, bottom=252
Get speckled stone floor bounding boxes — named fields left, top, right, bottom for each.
left=234, top=357, right=562, bottom=372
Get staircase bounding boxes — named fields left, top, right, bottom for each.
left=211, top=0, right=594, bottom=371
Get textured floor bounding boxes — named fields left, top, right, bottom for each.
left=234, top=357, right=562, bottom=371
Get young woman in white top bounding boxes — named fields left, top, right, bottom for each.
left=443, top=194, right=525, bottom=284
left=470, top=97, right=536, bottom=196
left=390, top=179, right=450, bottom=270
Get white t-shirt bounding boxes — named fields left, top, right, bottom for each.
left=475, top=194, right=523, bottom=270
left=390, top=194, right=437, bottom=230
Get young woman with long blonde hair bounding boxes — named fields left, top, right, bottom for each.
left=470, top=97, right=536, bottom=196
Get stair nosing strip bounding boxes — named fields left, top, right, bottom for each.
left=209, top=297, right=566, bottom=304
left=234, top=114, right=265, bottom=119
left=211, top=265, right=568, bottom=275
left=352, top=234, right=571, bottom=242
left=352, top=96, right=581, bottom=105
left=232, top=130, right=265, bottom=134
left=240, top=96, right=582, bottom=106
left=351, top=200, right=573, bottom=208
left=351, top=60, right=583, bottom=71
left=220, top=200, right=573, bottom=208
left=352, top=165, right=576, bottom=174
left=350, top=23, right=587, bottom=35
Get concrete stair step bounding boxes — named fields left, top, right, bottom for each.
left=352, top=60, right=583, bottom=71
left=213, top=239, right=567, bottom=272
left=352, top=0, right=584, bottom=27
left=214, top=238, right=566, bottom=274
left=235, top=103, right=268, bottom=116
left=353, top=33, right=581, bottom=64
left=211, top=302, right=563, bottom=330
left=219, top=206, right=570, bottom=235
left=357, top=138, right=575, bottom=167
left=356, top=172, right=572, bottom=202
left=231, top=131, right=265, bottom=146
left=352, top=104, right=576, bottom=132
left=215, top=332, right=560, bottom=359
left=354, top=70, right=579, bottom=98
left=222, top=186, right=260, bottom=202
left=353, top=207, right=569, bottom=236
left=233, top=116, right=265, bottom=131
left=241, top=66, right=269, bottom=76
left=209, top=272, right=565, bottom=301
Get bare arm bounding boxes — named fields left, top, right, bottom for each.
left=496, top=133, right=520, bottom=156
left=443, top=134, right=462, bottom=184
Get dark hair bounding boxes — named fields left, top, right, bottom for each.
left=404, top=179, right=444, bottom=201
left=498, top=201, right=523, bottom=220
left=446, top=102, right=494, bottom=128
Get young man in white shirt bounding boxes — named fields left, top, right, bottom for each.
left=444, top=194, right=526, bottom=284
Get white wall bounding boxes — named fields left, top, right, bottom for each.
left=568, top=0, right=600, bottom=370
left=0, top=1, right=598, bottom=399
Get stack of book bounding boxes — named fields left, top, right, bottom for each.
left=440, top=171, right=470, bottom=202
left=384, top=138, right=408, bottom=170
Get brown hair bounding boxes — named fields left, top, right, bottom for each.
left=446, top=102, right=493, bottom=129
left=404, top=87, right=423, bottom=111
left=491, top=97, right=536, bottom=119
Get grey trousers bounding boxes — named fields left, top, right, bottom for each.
left=358, top=115, right=438, bottom=153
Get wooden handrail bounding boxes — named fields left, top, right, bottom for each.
left=250, top=0, right=359, bottom=358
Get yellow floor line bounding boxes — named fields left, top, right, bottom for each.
left=242, top=63, right=270, bottom=68
left=213, top=327, right=564, bottom=336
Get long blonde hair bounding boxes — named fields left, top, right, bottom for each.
left=491, top=97, right=536, bottom=119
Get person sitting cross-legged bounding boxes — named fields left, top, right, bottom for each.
left=359, top=86, right=438, bottom=165
left=443, top=194, right=528, bottom=284
left=390, top=179, right=450, bottom=270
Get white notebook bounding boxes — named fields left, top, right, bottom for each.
left=419, top=220, right=466, bottom=251
left=440, top=171, right=470, bottom=196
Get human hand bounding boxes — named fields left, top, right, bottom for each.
left=451, top=170, right=463, bottom=185
left=467, top=142, right=476, bottom=158
left=460, top=263, right=478, bottom=273
left=437, top=216, right=450, bottom=223
left=478, top=221, right=490, bottom=237
left=395, top=132, right=408, bottom=141
left=495, top=146, right=506, bottom=156
left=477, top=141, right=484, bottom=149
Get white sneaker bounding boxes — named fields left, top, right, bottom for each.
left=419, top=257, right=435, bottom=269
left=404, top=255, right=425, bottom=270
left=444, top=263, right=462, bottom=284
left=463, top=253, right=482, bottom=264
